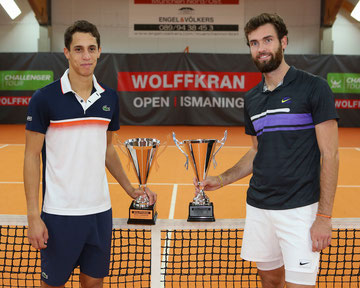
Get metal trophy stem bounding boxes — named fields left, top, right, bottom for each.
left=173, top=131, right=227, bottom=222
left=123, top=138, right=160, bottom=225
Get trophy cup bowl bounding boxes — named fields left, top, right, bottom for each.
left=173, top=131, right=227, bottom=222
left=123, top=138, right=160, bottom=225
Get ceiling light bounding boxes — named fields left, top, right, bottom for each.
left=351, top=1, right=360, bottom=22
left=0, top=0, right=21, bottom=20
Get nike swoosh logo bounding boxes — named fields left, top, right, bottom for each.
left=281, top=98, right=291, bottom=103
left=300, top=262, right=310, bottom=266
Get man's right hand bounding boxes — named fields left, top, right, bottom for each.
left=193, top=175, right=223, bottom=195
left=27, top=216, right=49, bottom=250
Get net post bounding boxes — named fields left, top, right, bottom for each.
left=151, top=225, right=162, bottom=287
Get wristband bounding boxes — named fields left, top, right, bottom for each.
left=218, top=175, right=224, bottom=188
left=316, top=213, right=331, bottom=219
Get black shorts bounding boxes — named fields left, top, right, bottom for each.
left=40, top=209, right=112, bottom=286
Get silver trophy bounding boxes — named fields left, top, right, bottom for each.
left=123, top=138, right=160, bottom=225
left=173, top=131, right=227, bottom=222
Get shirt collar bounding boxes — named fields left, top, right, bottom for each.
left=263, top=80, right=283, bottom=92
left=261, top=66, right=297, bottom=92
left=60, top=69, right=105, bottom=95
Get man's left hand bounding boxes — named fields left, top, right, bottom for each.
left=310, top=216, right=332, bottom=252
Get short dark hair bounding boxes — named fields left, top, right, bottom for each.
left=64, top=20, right=100, bottom=50
left=244, top=13, right=288, bottom=46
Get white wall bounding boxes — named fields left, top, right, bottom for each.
left=332, top=8, right=360, bottom=55
left=0, top=0, right=39, bottom=52
left=50, top=0, right=321, bottom=54
left=0, top=0, right=359, bottom=55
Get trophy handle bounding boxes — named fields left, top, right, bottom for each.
left=156, top=135, right=169, bottom=160
left=172, top=132, right=189, bottom=170
left=212, top=130, right=228, bottom=169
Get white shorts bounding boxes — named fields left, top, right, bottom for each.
left=240, top=203, right=320, bottom=285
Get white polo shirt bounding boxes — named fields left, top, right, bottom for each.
left=26, top=70, right=120, bottom=215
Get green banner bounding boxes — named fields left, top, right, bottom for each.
left=0, top=70, right=53, bottom=91
left=327, top=73, right=360, bottom=94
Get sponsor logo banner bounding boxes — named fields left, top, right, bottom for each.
left=0, top=70, right=53, bottom=91
left=118, top=71, right=261, bottom=91
left=328, top=73, right=360, bottom=94
left=0, top=96, right=31, bottom=106
left=335, top=99, right=360, bottom=109
left=130, top=95, right=244, bottom=108
left=129, top=0, right=243, bottom=38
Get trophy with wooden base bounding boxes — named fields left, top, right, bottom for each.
left=123, top=138, right=160, bottom=225
left=172, top=131, right=227, bottom=222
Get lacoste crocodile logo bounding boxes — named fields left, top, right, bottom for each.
left=42, top=272, right=48, bottom=279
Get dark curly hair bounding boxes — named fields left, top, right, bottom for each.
left=64, top=20, right=100, bottom=50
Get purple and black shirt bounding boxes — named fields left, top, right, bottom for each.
left=244, top=66, right=339, bottom=210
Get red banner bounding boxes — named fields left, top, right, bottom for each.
left=118, top=71, right=261, bottom=92
left=0, top=96, right=31, bottom=106
left=335, top=99, right=360, bottom=109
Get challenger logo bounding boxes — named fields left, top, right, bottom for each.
left=0, top=70, right=53, bottom=91
left=330, top=79, right=342, bottom=89
left=327, top=73, right=360, bottom=94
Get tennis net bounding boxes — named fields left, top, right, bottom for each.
left=0, top=216, right=360, bottom=287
